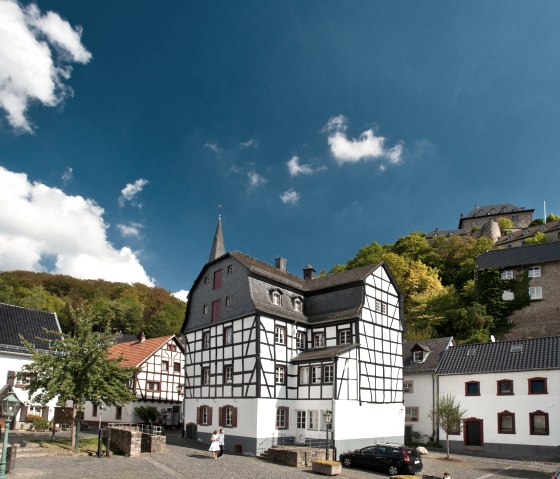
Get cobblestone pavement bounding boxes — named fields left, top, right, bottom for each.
left=6, top=432, right=560, bottom=479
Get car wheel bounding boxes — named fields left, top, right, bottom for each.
left=342, top=457, right=352, bottom=467
left=388, top=465, right=399, bottom=476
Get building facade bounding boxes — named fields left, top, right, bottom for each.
left=181, top=217, right=406, bottom=455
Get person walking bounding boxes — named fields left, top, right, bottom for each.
left=218, top=428, right=225, bottom=458
left=209, top=430, right=220, bottom=460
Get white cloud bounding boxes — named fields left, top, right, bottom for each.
left=0, top=0, right=91, bottom=132
left=0, top=166, right=154, bottom=286
left=116, top=222, right=143, bottom=238
left=247, top=170, right=267, bottom=189
left=119, top=178, right=149, bottom=208
left=239, top=139, right=256, bottom=150
left=172, top=290, right=189, bottom=302
left=280, top=189, right=300, bottom=204
left=61, top=166, right=73, bottom=183
left=286, top=155, right=326, bottom=176
left=324, top=115, right=404, bottom=166
left=205, top=142, right=222, bottom=154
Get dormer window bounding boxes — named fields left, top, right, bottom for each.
left=293, top=297, right=303, bottom=312
left=271, top=290, right=282, bottom=306
left=413, top=351, right=423, bottom=363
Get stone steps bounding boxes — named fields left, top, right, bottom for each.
left=11, top=442, right=49, bottom=458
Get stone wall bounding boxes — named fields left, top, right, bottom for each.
left=107, top=427, right=166, bottom=456
left=265, top=447, right=326, bottom=468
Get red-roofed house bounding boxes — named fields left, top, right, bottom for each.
left=82, top=334, right=185, bottom=428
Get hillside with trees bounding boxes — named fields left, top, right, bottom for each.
left=0, top=271, right=186, bottom=337
left=328, top=232, right=531, bottom=344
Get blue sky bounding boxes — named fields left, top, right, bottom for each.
left=1, top=1, right=559, bottom=298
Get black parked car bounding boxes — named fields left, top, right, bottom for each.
left=339, top=443, right=423, bottom=476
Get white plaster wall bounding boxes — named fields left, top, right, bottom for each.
left=403, top=373, right=435, bottom=439
left=439, top=369, right=560, bottom=446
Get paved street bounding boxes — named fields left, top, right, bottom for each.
left=5, top=431, right=560, bottom=479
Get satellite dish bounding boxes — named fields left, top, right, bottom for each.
left=490, top=335, right=496, bottom=343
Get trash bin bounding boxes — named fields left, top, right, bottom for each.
left=6, top=445, right=17, bottom=473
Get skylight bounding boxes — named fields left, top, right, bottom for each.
left=510, top=344, right=523, bottom=353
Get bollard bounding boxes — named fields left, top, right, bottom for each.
left=106, top=429, right=111, bottom=457
left=97, top=429, right=103, bottom=457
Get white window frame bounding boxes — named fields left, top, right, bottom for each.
left=202, top=368, right=210, bottom=385
left=28, top=405, right=42, bottom=416
left=405, top=407, right=419, bottom=422
left=203, top=332, right=210, bottom=349
left=501, top=269, right=514, bottom=280
left=296, top=331, right=306, bottom=349
left=528, top=266, right=541, bottom=278
left=224, top=327, right=233, bottom=345
left=274, top=326, right=286, bottom=344
left=275, top=366, right=286, bottom=384
left=529, top=286, right=543, bottom=300
left=308, top=410, right=319, bottom=430
left=502, top=290, right=514, bottom=301
left=224, top=365, right=233, bottom=384
left=313, top=333, right=325, bottom=348
left=323, top=364, right=334, bottom=384
left=338, top=329, right=351, bottom=344
left=403, top=380, right=414, bottom=393
left=272, top=291, right=281, bottom=306
left=225, top=407, right=233, bottom=427
left=299, top=366, right=309, bottom=385
left=413, top=351, right=423, bottom=363
left=311, top=365, right=322, bottom=384
left=276, top=408, right=287, bottom=429
left=296, top=410, right=306, bottom=429
left=201, top=406, right=209, bottom=425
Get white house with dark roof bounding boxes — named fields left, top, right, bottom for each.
left=436, top=336, right=560, bottom=459
left=180, top=216, right=405, bottom=455
left=0, top=302, right=61, bottom=427
left=476, top=241, right=560, bottom=340
left=402, top=337, right=454, bottom=444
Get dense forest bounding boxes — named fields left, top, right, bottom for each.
left=327, top=231, right=532, bottom=344
left=0, top=271, right=186, bottom=337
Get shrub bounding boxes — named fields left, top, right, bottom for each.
left=312, top=459, right=341, bottom=466
left=134, top=406, right=160, bottom=423
left=27, top=415, right=50, bottom=431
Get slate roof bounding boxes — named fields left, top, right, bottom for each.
left=108, top=335, right=174, bottom=368
left=0, top=303, right=61, bottom=354
left=459, top=203, right=533, bottom=229
left=476, top=241, right=560, bottom=269
left=436, top=336, right=560, bottom=375
left=403, top=337, right=453, bottom=374
left=494, top=221, right=560, bottom=247
left=291, top=344, right=358, bottom=363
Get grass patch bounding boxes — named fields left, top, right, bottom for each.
left=36, top=437, right=106, bottom=455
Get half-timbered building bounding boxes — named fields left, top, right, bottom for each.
left=181, top=217, right=405, bottom=455
left=82, top=334, right=185, bottom=427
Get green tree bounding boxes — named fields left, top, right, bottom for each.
left=529, top=218, right=544, bottom=227
left=546, top=213, right=559, bottom=223
left=497, top=217, right=513, bottom=233
left=524, top=231, right=550, bottom=245
left=134, top=405, right=160, bottom=424
left=430, top=394, right=467, bottom=458
left=21, top=305, right=136, bottom=449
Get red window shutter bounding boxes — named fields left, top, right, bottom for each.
left=212, top=300, right=220, bottom=322
left=208, top=407, right=213, bottom=425
left=196, top=407, right=201, bottom=425
left=214, top=269, right=222, bottom=289
left=219, top=407, right=223, bottom=427
left=232, top=407, right=238, bottom=428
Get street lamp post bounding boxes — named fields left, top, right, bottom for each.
left=0, top=390, right=22, bottom=479
left=323, top=410, right=332, bottom=461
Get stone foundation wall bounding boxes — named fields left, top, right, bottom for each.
left=109, top=428, right=143, bottom=457
left=266, top=447, right=326, bottom=468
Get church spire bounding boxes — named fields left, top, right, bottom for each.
left=209, top=214, right=225, bottom=261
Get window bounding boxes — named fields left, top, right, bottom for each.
left=311, top=365, right=322, bottom=384
left=224, top=326, right=233, bottom=345
left=272, top=291, right=281, bottom=305
left=530, top=411, right=549, bottom=435
left=308, top=410, right=319, bottom=430
left=338, top=329, right=351, bottom=345
left=528, top=266, right=541, bottom=278
left=162, top=360, right=169, bottom=372
left=497, top=411, right=515, bottom=434
left=323, top=364, right=334, bottom=384
left=502, top=290, right=514, bottom=301
left=299, top=366, right=309, bottom=385
left=203, top=331, right=210, bottom=349
left=529, top=377, right=547, bottom=394
left=296, top=331, right=307, bottom=349
left=224, top=365, right=233, bottom=384
left=116, top=406, right=122, bottom=420
left=15, top=374, right=31, bottom=387
left=275, top=325, right=286, bottom=344
left=227, top=265, right=233, bottom=274
left=275, top=365, right=286, bottom=384
left=147, top=381, right=160, bottom=392
left=220, top=405, right=237, bottom=428
left=412, top=351, right=424, bottom=363
left=167, top=344, right=177, bottom=351
left=276, top=407, right=289, bottom=429
left=375, top=300, right=387, bottom=314
left=174, top=362, right=181, bottom=373
left=497, top=379, right=513, bottom=395
left=211, top=299, right=221, bottom=322
left=197, top=405, right=212, bottom=426
left=202, top=368, right=210, bottom=385
left=405, top=407, right=419, bottom=422
left=203, top=304, right=208, bottom=315
left=313, top=333, right=325, bottom=348
left=403, top=380, right=414, bottom=393
left=293, top=298, right=302, bottom=312
left=204, top=275, right=210, bottom=285
left=225, top=296, right=232, bottom=307
left=529, top=286, right=542, bottom=300
left=465, top=381, right=480, bottom=396
left=501, top=270, right=513, bottom=280
left=92, top=404, right=98, bottom=417
left=213, top=269, right=223, bottom=289
left=296, top=410, right=306, bottom=429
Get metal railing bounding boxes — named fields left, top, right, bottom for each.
left=106, top=423, right=164, bottom=435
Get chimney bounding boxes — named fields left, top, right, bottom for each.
left=275, top=257, right=287, bottom=273
left=139, top=332, right=146, bottom=343
left=303, top=264, right=315, bottom=280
